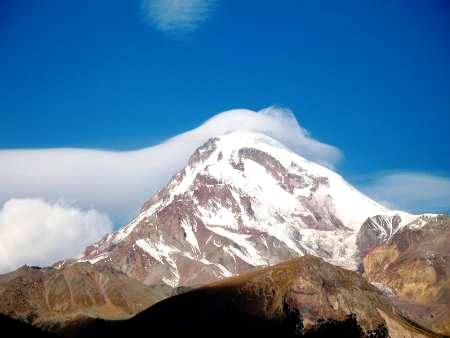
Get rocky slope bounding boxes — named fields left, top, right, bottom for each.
left=362, top=215, right=450, bottom=335
left=0, top=262, right=170, bottom=330
left=356, top=215, right=403, bottom=258
left=78, top=132, right=419, bottom=287
left=60, top=256, right=443, bottom=338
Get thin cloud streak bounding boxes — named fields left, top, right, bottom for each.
left=361, top=172, right=450, bottom=214
left=142, top=0, right=218, bottom=34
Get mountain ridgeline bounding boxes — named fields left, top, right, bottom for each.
left=40, top=257, right=445, bottom=338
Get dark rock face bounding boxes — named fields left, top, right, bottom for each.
left=363, top=215, right=450, bottom=335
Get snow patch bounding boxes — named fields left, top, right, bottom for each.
left=180, top=219, right=200, bottom=253
left=136, top=237, right=180, bottom=287
left=79, top=253, right=108, bottom=265
left=371, top=282, right=396, bottom=297
left=206, top=225, right=266, bottom=266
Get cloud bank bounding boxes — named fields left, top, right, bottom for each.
left=0, top=107, right=341, bottom=225
left=142, top=0, right=218, bottom=34
left=0, top=198, right=112, bottom=273
left=362, top=172, right=450, bottom=214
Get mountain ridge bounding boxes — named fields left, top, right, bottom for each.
left=0, top=262, right=170, bottom=330
left=53, top=256, right=445, bottom=338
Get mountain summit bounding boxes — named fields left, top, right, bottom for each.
left=78, top=132, right=419, bottom=287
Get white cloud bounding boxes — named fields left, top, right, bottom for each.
left=0, top=198, right=112, bottom=273
left=0, top=107, right=341, bottom=224
left=361, top=172, right=450, bottom=214
left=142, top=0, right=218, bottom=34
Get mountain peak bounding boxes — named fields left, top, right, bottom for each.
left=78, top=133, right=419, bottom=287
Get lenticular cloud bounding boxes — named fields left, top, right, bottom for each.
left=0, top=107, right=341, bottom=224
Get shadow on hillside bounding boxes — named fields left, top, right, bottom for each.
left=0, top=314, right=58, bottom=338
left=1, top=308, right=389, bottom=338
left=55, top=289, right=389, bottom=338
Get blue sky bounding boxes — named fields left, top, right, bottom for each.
left=1, top=0, right=449, bottom=217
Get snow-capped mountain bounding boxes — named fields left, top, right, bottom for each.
left=78, top=132, right=420, bottom=287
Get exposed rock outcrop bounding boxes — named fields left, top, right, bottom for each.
left=363, top=215, right=450, bottom=335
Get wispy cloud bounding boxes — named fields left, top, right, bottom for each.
left=0, top=107, right=341, bottom=225
left=142, top=0, right=218, bottom=35
left=361, top=172, right=450, bottom=214
left=0, top=198, right=112, bottom=273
